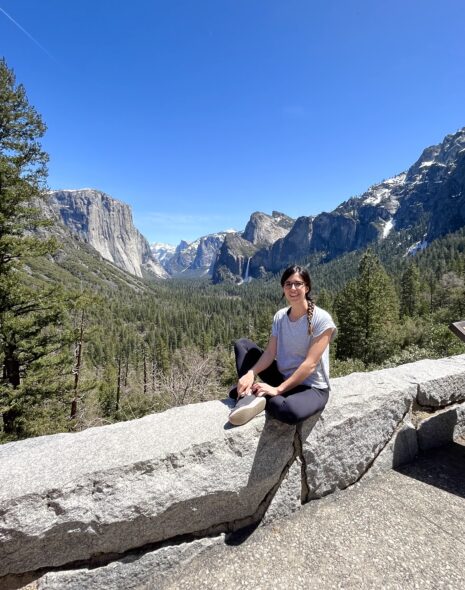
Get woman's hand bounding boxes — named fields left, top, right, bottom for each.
left=252, top=382, right=280, bottom=397
left=237, top=370, right=255, bottom=397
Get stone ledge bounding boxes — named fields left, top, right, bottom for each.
left=1, top=354, right=464, bottom=585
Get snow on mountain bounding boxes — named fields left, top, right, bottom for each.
left=359, top=173, right=406, bottom=213
left=404, top=239, right=428, bottom=257
left=382, top=218, right=395, bottom=238
left=155, top=231, right=235, bottom=277
left=151, top=243, right=176, bottom=263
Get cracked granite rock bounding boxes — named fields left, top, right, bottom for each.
left=301, top=369, right=416, bottom=500
left=0, top=401, right=295, bottom=576
left=34, top=536, right=225, bottom=590
left=359, top=417, right=418, bottom=483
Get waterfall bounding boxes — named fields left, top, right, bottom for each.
left=244, top=257, right=251, bottom=283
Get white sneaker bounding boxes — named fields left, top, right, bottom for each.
left=229, top=394, right=266, bottom=426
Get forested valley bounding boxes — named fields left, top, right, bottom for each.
left=1, top=57, right=464, bottom=442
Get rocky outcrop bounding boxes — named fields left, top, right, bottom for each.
left=212, top=233, right=259, bottom=283
left=211, top=212, right=295, bottom=282
left=1, top=355, right=465, bottom=589
left=242, top=211, right=294, bottom=247
left=305, top=129, right=465, bottom=258
left=248, top=215, right=314, bottom=276
left=46, top=189, right=168, bottom=279
left=393, top=129, right=465, bottom=238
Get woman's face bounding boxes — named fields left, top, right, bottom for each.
left=282, top=272, right=309, bottom=306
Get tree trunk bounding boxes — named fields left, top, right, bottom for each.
left=2, top=348, right=21, bottom=434
left=143, top=351, right=148, bottom=395
left=70, top=310, right=84, bottom=421
left=152, top=353, right=156, bottom=393
left=116, top=356, right=121, bottom=412
left=124, top=356, right=129, bottom=388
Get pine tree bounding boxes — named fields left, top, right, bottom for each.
left=334, top=279, right=363, bottom=361
left=356, top=251, right=399, bottom=364
left=400, top=264, right=421, bottom=317
left=335, top=250, right=399, bottom=365
left=0, top=59, right=72, bottom=437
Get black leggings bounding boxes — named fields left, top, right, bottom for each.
left=230, top=338, right=329, bottom=425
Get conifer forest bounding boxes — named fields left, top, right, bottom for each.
left=1, top=58, right=464, bottom=442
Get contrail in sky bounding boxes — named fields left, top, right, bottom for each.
left=0, top=5, right=57, bottom=62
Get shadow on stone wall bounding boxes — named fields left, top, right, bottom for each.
left=395, top=441, right=465, bottom=499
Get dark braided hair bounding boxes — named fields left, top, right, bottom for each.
left=280, top=265, right=315, bottom=335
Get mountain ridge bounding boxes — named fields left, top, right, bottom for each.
left=42, top=126, right=465, bottom=283
left=212, top=126, right=465, bottom=282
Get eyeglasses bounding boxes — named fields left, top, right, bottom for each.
left=283, top=281, right=305, bottom=289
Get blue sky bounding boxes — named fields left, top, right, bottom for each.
left=2, top=1, right=465, bottom=246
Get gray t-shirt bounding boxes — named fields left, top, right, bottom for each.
left=271, top=305, right=337, bottom=389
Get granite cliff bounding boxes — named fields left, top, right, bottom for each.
left=212, top=211, right=295, bottom=282
left=46, top=189, right=168, bottom=279
left=242, top=211, right=294, bottom=247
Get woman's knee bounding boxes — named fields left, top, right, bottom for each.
left=234, top=338, right=257, bottom=353
left=266, top=397, right=301, bottom=425
left=267, top=390, right=328, bottom=425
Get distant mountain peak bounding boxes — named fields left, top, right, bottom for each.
left=151, top=231, right=236, bottom=277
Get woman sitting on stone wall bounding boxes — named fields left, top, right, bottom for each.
left=228, top=265, right=337, bottom=426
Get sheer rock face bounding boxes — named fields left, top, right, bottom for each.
left=1, top=354, right=465, bottom=586
left=212, top=232, right=260, bottom=283
left=307, top=128, right=465, bottom=259
left=47, top=189, right=168, bottom=279
left=395, top=129, right=465, bottom=239
left=242, top=211, right=294, bottom=247
left=249, top=215, right=314, bottom=276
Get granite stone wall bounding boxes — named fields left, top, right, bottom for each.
left=1, top=355, right=464, bottom=590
